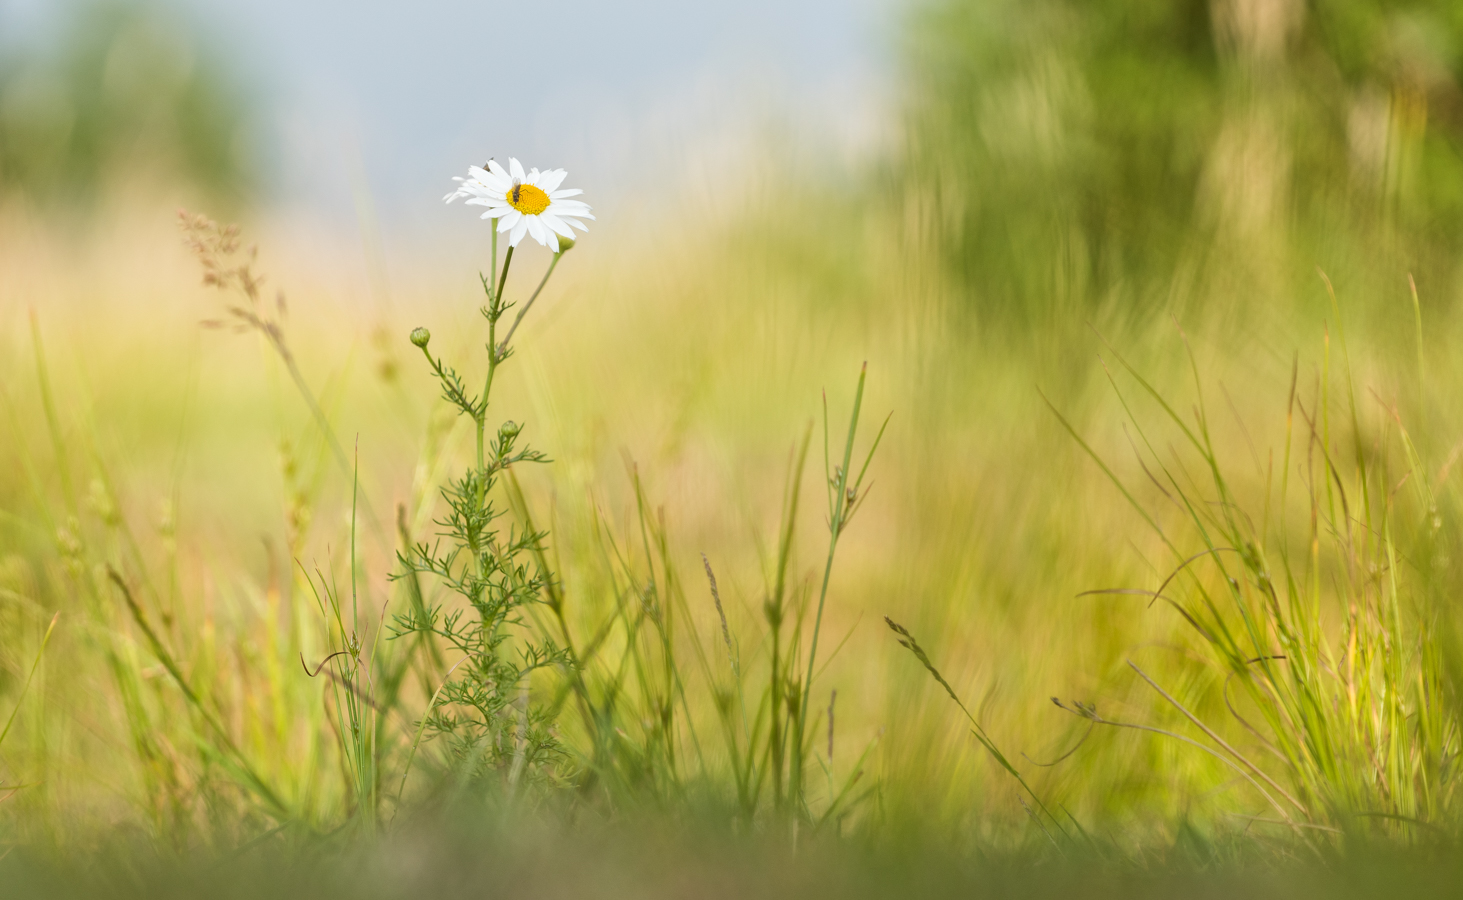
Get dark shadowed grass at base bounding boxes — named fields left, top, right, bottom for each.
left=5, top=805, right=1463, bottom=900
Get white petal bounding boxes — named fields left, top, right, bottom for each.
left=487, top=159, right=510, bottom=181
left=450, top=177, right=496, bottom=202
left=527, top=216, right=554, bottom=250
left=509, top=216, right=531, bottom=246
left=552, top=206, right=595, bottom=221
left=497, top=210, right=522, bottom=233
left=566, top=217, right=589, bottom=231
left=509, top=157, right=526, bottom=182
left=540, top=169, right=569, bottom=192
left=539, top=213, right=575, bottom=239
left=480, top=205, right=515, bottom=220
left=549, top=188, right=582, bottom=199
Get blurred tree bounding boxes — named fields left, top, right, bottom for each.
left=900, top=0, right=1463, bottom=321
left=0, top=0, right=254, bottom=206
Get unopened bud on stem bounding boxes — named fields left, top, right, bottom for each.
left=409, top=327, right=431, bottom=348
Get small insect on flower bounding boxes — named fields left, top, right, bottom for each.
left=443, top=157, right=593, bottom=252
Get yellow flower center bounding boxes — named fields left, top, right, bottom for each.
left=506, top=182, right=551, bottom=215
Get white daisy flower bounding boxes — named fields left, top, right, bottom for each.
left=444, top=157, right=593, bottom=252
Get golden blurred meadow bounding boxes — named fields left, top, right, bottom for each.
left=7, top=0, right=1463, bottom=893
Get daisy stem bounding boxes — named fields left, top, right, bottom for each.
left=488, top=228, right=499, bottom=308
left=494, top=245, right=515, bottom=320
left=481, top=244, right=514, bottom=422
left=499, top=251, right=561, bottom=353
left=473, top=239, right=513, bottom=569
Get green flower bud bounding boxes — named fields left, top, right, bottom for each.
left=498, top=420, right=522, bottom=440
left=556, top=235, right=576, bottom=253
left=409, top=327, right=431, bottom=348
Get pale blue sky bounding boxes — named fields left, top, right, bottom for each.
left=2, top=0, right=898, bottom=237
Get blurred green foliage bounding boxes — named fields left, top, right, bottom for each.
left=0, top=0, right=253, bottom=205
left=901, top=0, right=1463, bottom=321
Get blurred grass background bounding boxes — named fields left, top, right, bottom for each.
left=5, top=0, right=1463, bottom=889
